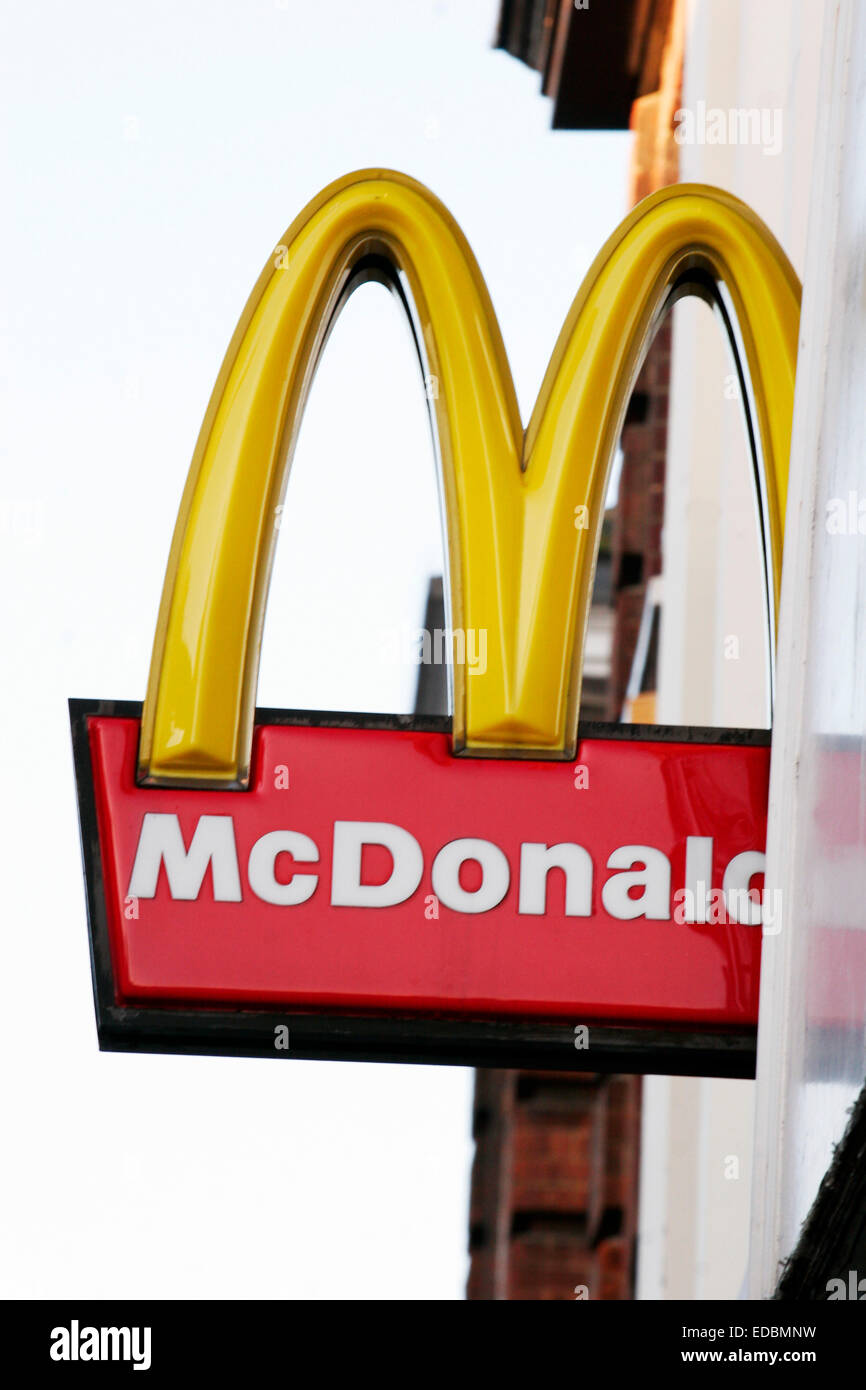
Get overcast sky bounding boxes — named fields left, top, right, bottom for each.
left=0, top=0, right=631, bottom=1298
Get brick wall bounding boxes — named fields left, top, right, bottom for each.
left=607, top=318, right=671, bottom=718
left=607, top=2, right=683, bottom=718
left=468, top=1072, right=642, bottom=1300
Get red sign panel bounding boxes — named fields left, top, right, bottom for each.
left=72, top=702, right=769, bottom=1075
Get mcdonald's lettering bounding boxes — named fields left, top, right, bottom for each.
left=71, top=170, right=799, bottom=1074
left=127, top=812, right=767, bottom=924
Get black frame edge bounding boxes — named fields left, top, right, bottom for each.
left=775, top=1078, right=866, bottom=1299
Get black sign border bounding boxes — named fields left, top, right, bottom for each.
left=70, top=698, right=768, bottom=1078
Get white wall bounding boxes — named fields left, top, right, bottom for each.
left=750, top=0, right=866, bottom=1296
left=639, top=0, right=827, bottom=1301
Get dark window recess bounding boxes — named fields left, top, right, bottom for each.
left=473, top=1106, right=492, bottom=1138
left=592, top=547, right=613, bottom=607
left=624, top=390, right=650, bottom=425
left=515, top=1074, right=601, bottom=1107
left=594, top=1206, right=625, bottom=1242
left=617, top=552, right=644, bottom=589
left=469, top=1222, right=488, bottom=1252
left=510, top=1212, right=588, bottom=1239
left=640, top=606, right=661, bottom=694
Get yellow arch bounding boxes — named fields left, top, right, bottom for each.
left=138, top=169, right=800, bottom=787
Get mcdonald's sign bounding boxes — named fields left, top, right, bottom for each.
left=70, top=170, right=800, bottom=1076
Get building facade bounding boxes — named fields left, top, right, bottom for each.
left=467, top=0, right=683, bottom=1300
left=471, top=0, right=866, bottom=1302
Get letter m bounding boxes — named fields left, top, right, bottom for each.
left=100, top=1328, right=130, bottom=1362
left=128, top=813, right=242, bottom=901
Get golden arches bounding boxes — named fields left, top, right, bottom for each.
left=138, top=170, right=800, bottom=787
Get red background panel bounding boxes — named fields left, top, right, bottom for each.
left=88, top=717, right=767, bottom=1025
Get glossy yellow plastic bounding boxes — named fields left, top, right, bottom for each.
left=138, top=170, right=801, bottom=786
